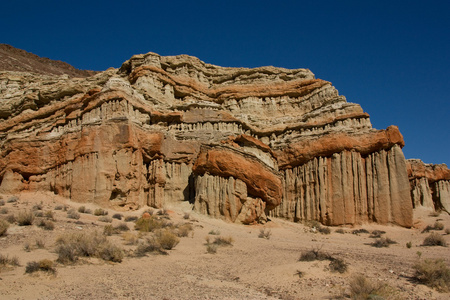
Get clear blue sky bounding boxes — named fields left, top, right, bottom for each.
left=2, top=0, right=449, bottom=166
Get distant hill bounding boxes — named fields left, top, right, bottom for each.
left=0, top=44, right=97, bottom=77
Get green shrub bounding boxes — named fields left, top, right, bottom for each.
left=135, top=216, right=164, bottom=232
left=406, top=241, right=412, bottom=248
left=0, top=219, right=9, bottom=236
left=17, top=211, right=34, bottom=226
left=78, top=206, right=86, bottom=213
left=25, top=259, right=56, bottom=274
left=422, top=232, right=447, bottom=247
left=413, top=259, right=450, bottom=292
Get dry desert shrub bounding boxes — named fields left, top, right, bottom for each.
left=349, top=274, right=387, bottom=300
left=124, top=215, right=138, bottom=222
left=183, top=212, right=190, bottom=220
left=17, top=211, right=34, bottom=226
left=135, top=236, right=167, bottom=256
left=7, top=196, right=18, bottom=203
left=299, top=247, right=330, bottom=262
left=38, top=219, right=55, bottom=230
left=32, top=203, right=43, bottom=211
left=445, top=228, right=450, bottom=235
left=66, top=209, right=80, bottom=220
left=112, top=213, right=123, bottom=220
left=103, top=223, right=129, bottom=236
left=25, top=259, right=56, bottom=274
left=98, top=216, right=112, bottom=223
left=206, top=243, right=217, bottom=254
left=176, top=223, right=193, bottom=237
left=370, top=237, right=397, bottom=248
left=423, top=221, right=445, bottom=233
left=0, top=219, right=9, bottom=236
left=335, top=228, right=346, bottom=234
left=54, top=205, right=64, bottom=211
left=352, top=229, right=369, bottom=235
left=44, top=210, right=55, bottom=220
left=422, top=232, right=447, bottom=247
left=212, top=236, right=233, bottom=246
left=0, top=199, right=5, bottom=206
left=5, top=214, right=16, bottom=224
left=369, top=230, right=386, bottom=238
left=329, top=258, right=348, bottom=274
left=208, top=229, right=220, bottom=235
left=0, top=207, right=8, bottom=214
left=35, top=238, right=46, bottom=249
left=122, top=232, right=139, bottom=245
left=406, top=241, right=412, bottom=248
left=77, top=206, right=86, bottom=213
left=94, top=208, right=108, bottom=216
left=0, top=254, right=19, bottom=267
left=56, top=231, right=124, bottom=263
left=413, top=258, right=450, bottom=292
left=156, top=229, right=180, bottom=250
left=258, top=228, right=272, bottom=239
left=134, top=216, right=167, bottom=232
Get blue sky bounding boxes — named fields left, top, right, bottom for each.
left=2, top=1, right=449, bottom=165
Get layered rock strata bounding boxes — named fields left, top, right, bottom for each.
left=0, top=51, right=418, bottom=226
left=407, top=159, right=450, bottom=213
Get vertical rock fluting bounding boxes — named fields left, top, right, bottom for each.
left=0, top=49, right=433, bottom=226
left=407, top=159, right=450, bottom=213
left=271, top=145, right=413, bottom=227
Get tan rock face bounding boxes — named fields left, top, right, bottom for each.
left=407, top=159, right=450, bottom=213
left=0, top=50, right=421, bottom=226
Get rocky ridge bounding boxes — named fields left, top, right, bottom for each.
left=0, top=48, right=447, bottom=227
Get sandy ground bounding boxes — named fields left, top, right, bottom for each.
left=0, top=191, right=449, bottom=300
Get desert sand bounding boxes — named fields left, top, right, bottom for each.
left=0, top=191, right=449, bottom=300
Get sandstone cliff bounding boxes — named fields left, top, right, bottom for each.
left=0, top=50, right=420, bottom=226
left=407, top=159, right=450, bottom=213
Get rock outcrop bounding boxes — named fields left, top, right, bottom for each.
left=407, top=159, right=450, bottom=213
left=0, top=49, right=422, bottom=226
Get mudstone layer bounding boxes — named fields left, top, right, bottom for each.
left=1, top=50, right=446, bottom=226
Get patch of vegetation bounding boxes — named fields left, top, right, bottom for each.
left=156, top=229, right=180, bottom=250
left=0, top=207, right=8, bottom=214
left=66, top=209, right=80, bottom=220
left=329, top=258, right=348, bottom=274
left=352, top=229, right=369, bottom=235
left=423, top=221, right=445, bottom=233
left=299, top=247, right=331, bottom=262
left=34, top=211, right=44, bottom=217
left=35, top=238, right=46, bottom=249
left=17, top=211, right=34, bottom=226
left=6, top=214, right=16, bottom=224
left=25, top=259, right=56, bottom=274
left=44, top=210, right=55, bottom=220
left=208, top=229, right=221, bottom=235
left=258, top=228, right=272, bottom=239
left=176, top=223, right=193, bottom=237
left=422, top=232, right=447, bottom=247
left=349, top=274, right=387, bottom=300
left=55, top=231, right=124, bottom=263
left=124, top=215, right=138, bottom=222
left=206, top=243, right=217, bottom=254
left=294, top=270, right=304, bottom=278
left=335, top=228, right=346, bottom=234
left=0, top=199, right=5, bottom=206
left=0, top=254, right=19, bottom=267
left=445, top=228, right=450, bottom=235
left=369, top=230, right=386, bottom=238
left=54, top=205, right=64, bottom=210
left=78, top=206, right=86, bottom=213
left=7, top=196, right=18, bottom=203
left=121, top=232, right=139, bottom=245
left=370, top=237, right=397, bottom=248
left=112, top=213, right=123, bottom=220
left=98, top=216, right=113, bottom=223
left=135, top=216, right=166, bottom=232
left=183, top=212, right=190, bottom=220
left=0, top=219, right=9, bottom=236
left=413, top=258, right=450, bottom=292
left=211, top=236, right=233, bottom=246
left=317, top=226, right=331, bottom=234
left=406, top=241, right=412, bottom=248
left=32, top=203, right=43, bottom=211
left=135, top=236, right=167, bottom=256
left=103, top=223, right=129, bottom=236
left=94, top=208, right=108, bottom=216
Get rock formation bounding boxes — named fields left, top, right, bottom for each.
left=407, top=159, right=450, bottom=213
left=0, top=47, right=431, bottom=227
